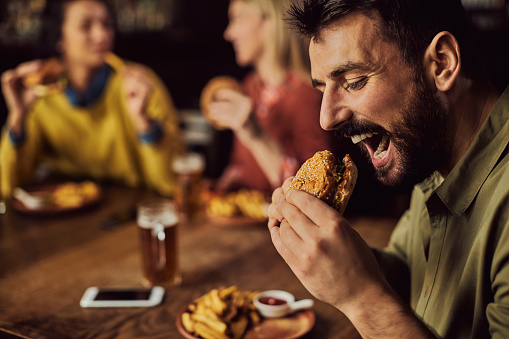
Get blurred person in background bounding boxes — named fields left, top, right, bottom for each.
left=0, top=0, right=183, bottom=198
left=207, top=0, right=337, bottom=193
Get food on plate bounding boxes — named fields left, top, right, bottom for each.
left=181, top=285, right=261, bottom=339
left=200, top=76, right=243, bottom=130
left=22, top=58, right=66, bottom=97
left=207, top=194, right=238, bottom=217
left=207, top=189, right=268, bottom=219
left=52, top=181, right=100, bottom=208
left=13, top=181, right=101, bottom=210
left=287, top=150, right=358, bottom=215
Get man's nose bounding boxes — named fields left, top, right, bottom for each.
left=319, top=87, right=352, bottom=131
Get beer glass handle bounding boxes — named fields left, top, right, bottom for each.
left=153, top=223, right=166, bottom=269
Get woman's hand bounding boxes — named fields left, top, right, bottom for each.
left=209, top=88, right=283, bottom=187
left=121, top=65, right=153, bottom=133
left=267, top=179, right=390, bottom=312
left=1, top=60, right=43, bottom=133
left=207, top=89, right=254, bottom=134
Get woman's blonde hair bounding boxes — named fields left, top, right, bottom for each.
left=241, top=0, right=310, bottom=77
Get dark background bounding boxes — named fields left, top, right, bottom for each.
left=1, top=1, right=508, bottom=121
left=0, top=0, right=508, bottom=217
left=0, top=0, right=245, bottom=112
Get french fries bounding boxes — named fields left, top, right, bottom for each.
left=181, top=285, right=261, bottom=339
left=207, top=190, right=268, bottom=219
left=52, top=181, right=100, bottom=208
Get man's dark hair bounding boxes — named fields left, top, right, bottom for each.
left=38, top=0, right=116, bottom=59
left=287, top=0, right=482, bottom=79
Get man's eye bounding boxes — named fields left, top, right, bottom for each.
left=345, top=77, right=368, bottom=91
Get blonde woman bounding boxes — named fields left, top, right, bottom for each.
left=208, top=0, right=336, bottom=193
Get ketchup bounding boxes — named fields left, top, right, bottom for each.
left=259, top=296, right=287, bottom=306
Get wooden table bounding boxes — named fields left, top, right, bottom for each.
left=0, top=184, right=397, bottom=339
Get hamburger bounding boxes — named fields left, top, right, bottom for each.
left=200, top=76, right=243, bottom=130
left=287, top=150, right=358, bottom=215
left=22, top=58, right=66, bottom=97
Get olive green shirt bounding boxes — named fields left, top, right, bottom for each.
left=379, top=86, right=509, bottom=339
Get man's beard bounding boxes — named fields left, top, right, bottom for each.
left=339, top=75, right=449, bottom=193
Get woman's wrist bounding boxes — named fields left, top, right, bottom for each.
left=138, top=119, right=163, bottom=144
left=236, top=114, right=262, bottom=142
left=7, top=109, right=27, bottom=135
left=130, top=110, right=152, bottom=134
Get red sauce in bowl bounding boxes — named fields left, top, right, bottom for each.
left=259, top=296, right=288, bottom=306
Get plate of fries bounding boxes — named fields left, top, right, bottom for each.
left=177, top=286, right=315, bottom=339
left=204, top=190, right=270, bottom=226
left=12, top=181, right=101, bottom=215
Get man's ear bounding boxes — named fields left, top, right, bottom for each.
left=423, top=31, right=461, bottom=92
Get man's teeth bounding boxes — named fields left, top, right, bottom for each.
left=350, top=132, right=375, bottom=144
left=374, top=136, right=389, bottom=160
left=350, top=133, right=390, bottom=160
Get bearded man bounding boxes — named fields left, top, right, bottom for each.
left=267, top=0, right=509, bottom=338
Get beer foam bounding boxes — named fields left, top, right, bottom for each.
left=173, top=153, right=205, bottom=173
left=138, top=212, right=178, bottom=229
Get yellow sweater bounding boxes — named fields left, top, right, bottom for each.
left=0, top=63, right=183, bottom=198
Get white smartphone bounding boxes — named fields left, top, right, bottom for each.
left=80, top=286, right=165, bottom=308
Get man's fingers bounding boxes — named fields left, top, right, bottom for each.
left=271, top=186, right=285, bottom=204
left=285, top=188, right=342, bottom=229
left=267, top=203, right=283, bottom=223
left=269, top=222, right=300, bottom=266
left=281, top=177, right=293, bottom=193
left=275, top=193, right=316, bottom=242
left=268, top=186, right=286, bottom=221
left=267, top=216, right=280, bottom=229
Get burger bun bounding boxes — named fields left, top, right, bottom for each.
left=22, top=58, right=66, bottom=97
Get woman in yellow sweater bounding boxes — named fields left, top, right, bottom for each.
left=0, top=0, right=183, bottom=198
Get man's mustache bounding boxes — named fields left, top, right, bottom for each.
left=334, top=119, right=388, bottom=139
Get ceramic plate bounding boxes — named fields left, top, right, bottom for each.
left=176, top=305, right=315, bottom=339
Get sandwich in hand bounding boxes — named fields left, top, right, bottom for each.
left=287, top=150, right=358, bottom=215
left=22, top=58, right=66, bottom=97
left=200, top=76, right=243, bottom=130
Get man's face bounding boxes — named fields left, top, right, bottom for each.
left=310, top=12, right=448, bottom=191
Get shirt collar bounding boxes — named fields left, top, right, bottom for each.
left=434, top=86, right=509, bottom=217
left=65, top=64, right=112, bottom=108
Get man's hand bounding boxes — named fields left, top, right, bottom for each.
left=267, top=177, right=389, bottom=311
left=267, top=179, right=437, bottom=338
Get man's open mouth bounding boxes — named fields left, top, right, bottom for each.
left=350, top=132, right=391, bottom=166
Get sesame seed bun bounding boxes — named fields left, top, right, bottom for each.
left=287, top=150, right=358, bottom=215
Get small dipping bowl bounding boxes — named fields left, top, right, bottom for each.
left=253, top=290, right=314, bottom=318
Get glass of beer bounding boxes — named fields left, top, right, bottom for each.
left=172, top=153, right=205, bottom=223
left=137, top=199, right=181, bottom=286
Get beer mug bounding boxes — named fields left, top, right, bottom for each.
left=172, top=153, right=205, bottom=222
left=137, top=199, right=181, bottom=286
